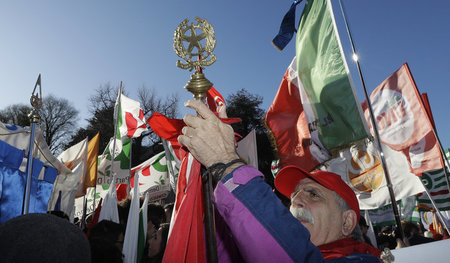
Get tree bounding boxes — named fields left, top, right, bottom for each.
left=225, top=89, right=275, bottom=186
left=38, top=94, right=79, bottom=154
left=0, top=104, right=32, bottom=127
left=67, top=83, right=179, bottom=165
left=0, top=97, right=78, bottom=155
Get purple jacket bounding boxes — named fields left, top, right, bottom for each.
left=213, top=165, right=381, bottom=263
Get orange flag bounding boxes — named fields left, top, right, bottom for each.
left=77, top=133, right=100, bottom=197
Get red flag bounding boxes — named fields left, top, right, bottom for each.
left=162, top=149, right=205, bottom=263
left=361, top=63, right=443, bottom=174
left=148, top=88, right=240, bottom=263
left=266, top=58, right=330, bottom=171
left=206, top=86, right=225, bottom=112
left=421, top=93, right=436, bottom=130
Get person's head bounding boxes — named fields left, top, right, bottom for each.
left=146, top=203, right=166, bottom=238
left=89, top=220, right=124, bottom=263
left=146, top=223, right=170, bottom=262
left=275, top=166, right=360, bottom=246
left=0, top=213, right=91, bottom=263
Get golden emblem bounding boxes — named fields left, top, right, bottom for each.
left=174, top=17, right=216, bottom=71
left=173, top=17, right=216, bottom=100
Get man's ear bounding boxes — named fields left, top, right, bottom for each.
left=341, top=210, right=357, bottom=236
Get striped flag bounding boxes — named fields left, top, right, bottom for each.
left=366, top=196, right=420, bottom=227
left=417, top=168, right=450, bottom=211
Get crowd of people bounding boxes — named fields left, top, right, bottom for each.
left=0, top=99, right=449, bottom=262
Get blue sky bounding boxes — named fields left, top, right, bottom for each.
left=1, top=0, right=449, bottom=147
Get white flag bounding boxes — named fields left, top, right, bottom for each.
left=236, top=129, right=258, bottom=169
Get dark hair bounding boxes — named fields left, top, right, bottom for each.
left=118, top=197, right=132, bottom=228
left=147, top=203, right=166, bottom=229
left=89, top=220, right=124, bottom=263
left=144, top=223, right=170, bottom=263
left=47, top=210, right=70, bottom=221
left=0, top=213, right=91, bottom=263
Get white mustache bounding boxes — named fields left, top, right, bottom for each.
left=290, top=206, right=314, bottom=224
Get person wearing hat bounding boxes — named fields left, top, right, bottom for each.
left=178, top=100, right=381, bottom=262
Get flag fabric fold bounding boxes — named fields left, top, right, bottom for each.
left=266, top=57, right=330, bottom=172
left=49, top=138, right=88, bottom=221
left=80, top=132, right=100, bottom=196
left=319, top=138, right=425, bottom=209
left=236, top=129, right=259, bottom=169
left=295, top=0, right=368, bottom=151
left=361, top=63, right=443, bottom=174
left=130, top=151, right=176, bottom=202
left=137, top=192, right=149, bottom=263
left=118, top=94, right=148, bottom=139
left=122, top=172, right=140, bottom=263
left=0, top=140, right=58, bottom=224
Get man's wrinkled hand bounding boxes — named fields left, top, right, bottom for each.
left=178, top=100, right=239, bottom=168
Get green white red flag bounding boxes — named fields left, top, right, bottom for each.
left=118, top=94, right=147, bottom=139
left=97, top=93, right=148, bottom=184
left=295, top=0, right=368, bottom=151
left=266, top=57, right=330, bottom=171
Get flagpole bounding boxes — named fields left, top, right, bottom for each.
left=22, top=74, right=42, bottom=215
left=110, top=82, right=123, bottom=186
left=128, top=139, right=133, bottom=196
left=337, top=0, right=406, bottom=241
left=81, top=195, right=88, bottom=230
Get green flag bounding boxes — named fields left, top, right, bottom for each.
left=296, top=0, right=368, bottom=150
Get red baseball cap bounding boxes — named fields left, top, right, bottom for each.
left=275, top=165, right=360, bottom=221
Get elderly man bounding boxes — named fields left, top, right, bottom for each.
left=178, top=100, right=381, bottom=262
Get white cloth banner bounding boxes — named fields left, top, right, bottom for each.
left=320, top=139, right=425, bottom=209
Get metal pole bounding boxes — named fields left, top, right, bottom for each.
left=338, top=0, right=405, bottom=241
left=196, top=96, right=218, bottom=263
left=22, top=74, right=42, bottom=215
left=22, top=117, right=38, bottom=214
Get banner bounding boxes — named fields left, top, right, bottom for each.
left=97, top=138, right=132, bottom=184
left=361, top=63, right=443, bottom=174
left=295, top=0, right=368, bottom=151
left=130, top=151, right=177, bottom=202
left=366, top=196, right=420, bottom=227
left=320, top=138, right=425, bottom=209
